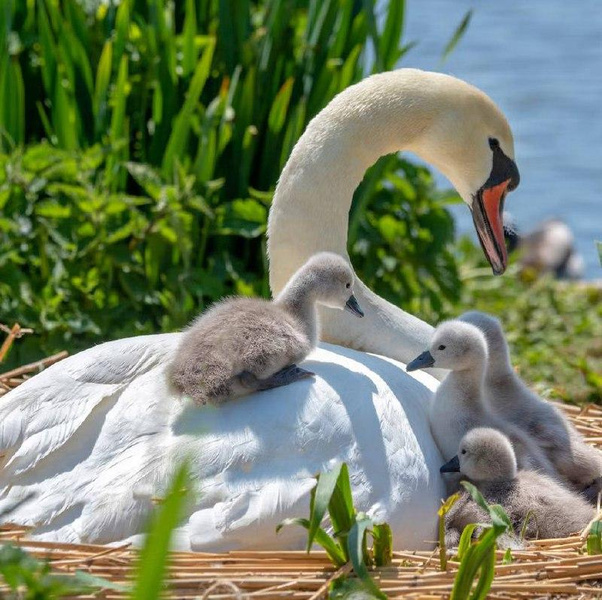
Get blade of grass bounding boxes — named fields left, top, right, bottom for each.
left=438, top=493, right=460, bottom=570
left=379, top=0, right=405, bottom=70
left=470, top=543, right=496, bottom=600
left=130, top=462, right=191, bottom=600
left=361, top=0, right=381, bottom=71
left=451, top=526, right=500, bottom=600
left=441, top=9, right=472, bottom=63
left=276, top=517, right=346, bottom=566
left=307, top=462, right=343, bottom=552
left=371, top=523, right=392, bottom=567
left=457, top=523, right=478, bottom=561
left=328, top=462, right=355, bottom=546
left=93, top=40, right=113, bottom=137
left=161, top=38, right=215, bottom=178
left=587, top=520, right=602, bottom=555
left=348, top=514, right=386, bottom=600
left=182, top=0, right=197, bottom=77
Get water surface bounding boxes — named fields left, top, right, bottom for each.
left=403, top=0, right=601, bottom=277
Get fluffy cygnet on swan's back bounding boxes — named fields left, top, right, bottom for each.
left=459, top=310, right=602, bottom=500
left=441, top=428, right=594, bottom=546
left=169, top=252, right=364, bottom=405
left=406, top=320, right=556, bottom=478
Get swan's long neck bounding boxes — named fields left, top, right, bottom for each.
left=268, top=71, right=446, bottom=374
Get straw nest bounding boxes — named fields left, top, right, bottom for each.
left=2, top=326, right=602, bottom=598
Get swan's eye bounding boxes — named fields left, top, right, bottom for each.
left=346, top=283, right=351, bottom=289
left=488, top=137, right=500, bottom=150
left=438, top=344, right=446, bottom=351
left=461, top=449, right=466, bottom=455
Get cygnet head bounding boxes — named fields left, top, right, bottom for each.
left=440, top=427, right=518, bottom=482
left=406, top=320, right=487, bottom=372
left=459, top=311, right=506, bottom=347
left=296, top=252, right=364, bottom=317
left=459, top=311, right=511, bottom=368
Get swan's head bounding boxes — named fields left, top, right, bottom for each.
left=301, top=252, right=364, bottom=317
left=406, top=320, right=487, bottom=372
left=408, top=72, right=520, bottom=275
left=440, top=427, right=517, bottom=482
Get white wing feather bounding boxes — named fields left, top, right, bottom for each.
left=0, top=335, right=444, bottom=550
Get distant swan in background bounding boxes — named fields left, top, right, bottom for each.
left=0, top=69, right=519, bottom=550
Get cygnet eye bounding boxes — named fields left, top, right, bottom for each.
left=438, top=344, right=446, bottom=351
left=461, top=449, right=466, bottom=455
left=346, top=282, right=351, bottom=289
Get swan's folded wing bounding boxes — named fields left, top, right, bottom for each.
left=0, top=333, right=179, bottom=477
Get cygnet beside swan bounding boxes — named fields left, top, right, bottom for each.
left=406, top=321, right=556, bottom=477
left=0, top=69, right=521, bottom=548
left=169, top=253, right=364, bottom=405
left=459, top=311, right=602, bottom=499
left=442, top=428, right=593, bottom=545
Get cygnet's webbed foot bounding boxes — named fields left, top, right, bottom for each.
left=256, top=364, right=315, bottom=391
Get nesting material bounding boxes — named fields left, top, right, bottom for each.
left=1, top=340, right=602, bottom=598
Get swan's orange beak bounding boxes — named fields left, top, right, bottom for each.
left=471, top=180, right=510, bottom=276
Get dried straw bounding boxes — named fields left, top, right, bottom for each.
left=1, top=326, right=602, bottom=598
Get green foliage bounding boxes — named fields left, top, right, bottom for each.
left=0, top=0, right=461, bottom=366
left=450, top=482, right=511, bottom=600
left=350, top=157, right=460, bottom=322
left=442, top=9, right=473, bottom=63
left=437, top=493, right=460, bottom=571
left=586, top=521, right=602, bottom=556
left=131, top=461, right=192, bottom=600
left=277, top=462, right=391, bottom=599
left=0, top=544, right=125, bottom=599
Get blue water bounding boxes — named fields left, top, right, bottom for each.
left=401, top=0, right=602, bottom=278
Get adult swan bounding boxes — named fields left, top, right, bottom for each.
left=0, top=70, right=519, bottom=550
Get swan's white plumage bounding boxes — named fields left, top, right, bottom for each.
left=0, top=68, right=519, bottom=548
left=0, top=335, right=444, bottom=550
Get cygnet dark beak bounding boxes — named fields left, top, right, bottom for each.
left=440, top=455, right=461, bottom=473
left=344, top=294, right=364, bottom=318
left=406, top=350, right=435, bottom=372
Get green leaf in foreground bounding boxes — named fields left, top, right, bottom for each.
left=587, top=520, right=602, bottom=555
left=131, top=462, right=192, bottom=600
left=329, top=575, right=383, bottom=599
left=442, top=9, right=473, bottom=63
left=307, top=463, right=344, bottom=552
left=450, top=482, right=511, bottom=600
left=597, top=241, right=602, bottom=267
left=371, top=523, right=393, bottom=567
left=276, top=518, right=346, bottom=567
left=277, top=463, right=388, bottom=597
left=0, top=544, right=126, bottom=597
left=348, top=515, right=387, bottom=600
left=438, top=493, right=460, bottom=570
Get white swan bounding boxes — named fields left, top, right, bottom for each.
left=0, top=69, right=519, bottom=550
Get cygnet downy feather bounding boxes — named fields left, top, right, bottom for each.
left=169, top=252, right=364, bottom=404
